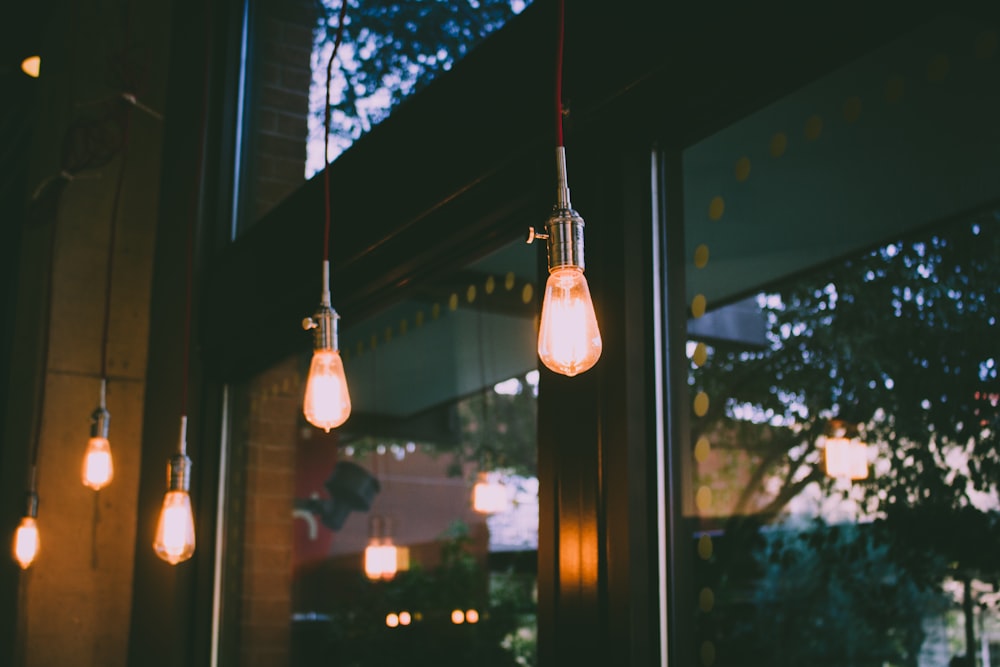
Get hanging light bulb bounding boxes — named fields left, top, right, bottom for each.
left=473, top=471, right=509, bottom=514
left=83, top=379, right=114, bottom=490
left=21, top=55, right=41, bottom=78
left=823, top=420, right=869, bottom=481
left=303, top=261, right=351, bottom=431
left=153, top=416, right=196, bottom=565
left=12, top=492, right=40, bottom=569
left=528, top=147, right=602, bottom=376
left=364, top=538, right=399, bottom=580
left=364, top=515, right=398, bottom=580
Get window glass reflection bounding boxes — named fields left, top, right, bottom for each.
left=226, top=240, right=539, bottom=666
left=680, top=15, right=1000, bottom=666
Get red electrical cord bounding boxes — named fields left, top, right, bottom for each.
left=323, top=0, right=350, bottom=264
left=555, top=0, right=565, bottom=148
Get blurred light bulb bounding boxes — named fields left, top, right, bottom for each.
left=824, top=436, right=869, bottom=480
left=13, top=516, right=39, bottom=569
left=82, top=437, right=114, bottom=490
left=364, top=540, right=398, bottom=580
left=154, top=418, right=195, bottom=565
left=21, top=55, right=41, bottom=78
left=303, top=349, right=351, bottom=431
left=538, top=266, right=602, bottom=376
left=84, top=381, right=113, bottom=490
left=473, top=473, right=508, bottom=514
left=154, top=490, right=196, bottom=565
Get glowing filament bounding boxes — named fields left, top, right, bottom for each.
left=13, top=517, right=39, bottom=569
left=82, top=437, right=114, bottom=490
left=473, top=473, right=508, bottom=514
left=824, top=437, right=869, bottom=480
left=537, top=267, right=602, bottom=377
left=153, top=491, right=196, bottom=565
left=364, top=541, right=398, bottom=580
left=303, top=350, right=351, bottom=431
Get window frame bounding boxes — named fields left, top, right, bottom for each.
left=127, top=1, right=1000, bottom=665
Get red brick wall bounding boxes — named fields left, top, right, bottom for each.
left=240, top=361, right=301, bottom=667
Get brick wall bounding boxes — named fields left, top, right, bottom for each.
left=240, top=360, right=301, bottom=667
left=245, top=0, right=319, bottom=225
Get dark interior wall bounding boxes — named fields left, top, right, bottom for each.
left=0, top=0, right=174, bottom=665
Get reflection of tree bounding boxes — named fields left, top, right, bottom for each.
left=710, top=519, right=947, bottom=667
left=694, top=215, right=999, bottom=514
left=317, top=0, right=524, bottom=145
left=457, top=376, right=538, bottom=478
left=692, top=214, right=1000, bottom=663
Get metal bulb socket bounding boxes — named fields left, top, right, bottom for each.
left=24, top=491, right=39, bottom=519
left=90, top=405, right=111, bottom=439
left=166, top=454, right=192, bottom=493
left=526, top=146, right=587, bottom=272
left=303, top=304, right=339, bottom=353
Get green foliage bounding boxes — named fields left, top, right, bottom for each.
left=712, top=520, right=948, bottom=667
left=692, top=214, right=1000, bottom=514
left=318, top=521, right=534, bottom=666
left=693, top=214, right=1000, bottom=663
left=456, top=375, right=538, bottom=478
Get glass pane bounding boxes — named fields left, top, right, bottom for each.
left=678, top=16, right=1000, bottom=667
left=223, top=239, right=539, bottom=666
left=238, top=0, right=531, bottom=232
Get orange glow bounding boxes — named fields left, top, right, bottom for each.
left=13, top=516, right=39, bottom=569
left=537, top=267, right=602, bottom=377
left=824, top=436, right=869, bottom=480
left=303, top=349, right=351, bottom=431
left=21, top=56, right=40, bottom=78
left=472, top=473, right=508, bottom=514
left=398, top=611, right=412, bottom=626
left=385, top=613, right=399, bottom=628
left=465, top=609, right=480, bottom=624
left=364, top=541, right=398, bottom=580
left=153, top=491, right=196, bottom=564
left=82, top=436, right=114, bottom=490
left=450, top=609, right=465, bottom=624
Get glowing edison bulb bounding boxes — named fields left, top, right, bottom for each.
left=303, top=349, right=352, bottom=432
left=82, top=437, right=114, bottom=490
left=13, top=516, right=39, bottom=569
left=537, top=266, right=602, bottom=377
left=473, top=473, right=508, bottom=514
left=21, top=55, right=41, bottom=78
left=824, top=436, right=869, bottom=480
left=364, top=540, right=398, bottom=580
left=154, top=490, right=196, bottom=565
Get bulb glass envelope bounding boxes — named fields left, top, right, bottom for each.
left=824, top=436, right=869, bottom=480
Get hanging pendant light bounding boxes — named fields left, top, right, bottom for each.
left=473, top=471, right=509, bottom=514
left=527, top=0, right=601, bottom=377
left=823, top=419, right=869, bottom=481
left=153, top=416, right=196, bottom=565
left=13, top=490, right=40, bottom=569
left=364, top=515, right=398, bottom=581
left=302, top=262, right=351, bottom=431
left=303, top=0, right=352, bottom=431
left=82, top=379, right=114, bottom=490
